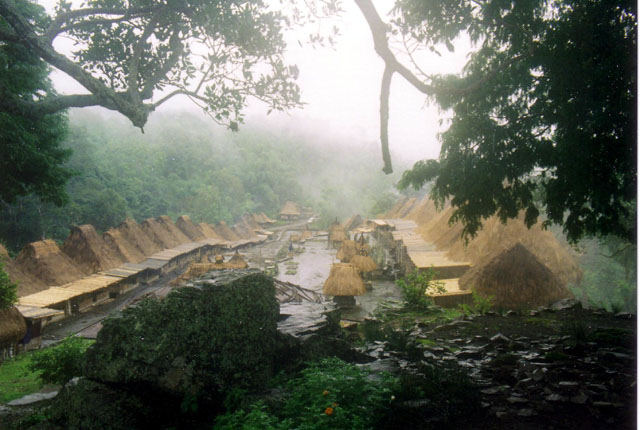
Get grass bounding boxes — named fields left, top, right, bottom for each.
left=0, top=352, right=44, bottom=404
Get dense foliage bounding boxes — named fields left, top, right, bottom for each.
left=214, top=357, right=397, bottom=430
left=0, top=0, right=71, bottom=206
left=0, top=261, right=17, bottom=309
left=385, top=0, right=637, bottom=243
left=29, top=336, right=93, bottom=385
left=0, top=111, right=400, bottom=252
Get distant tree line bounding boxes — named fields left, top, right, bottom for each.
left=0, top=111, right=399, bottom=253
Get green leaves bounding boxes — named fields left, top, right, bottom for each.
left=0, top=261, right=18, bottom=309
left=394, top=0, right=636, bottom=243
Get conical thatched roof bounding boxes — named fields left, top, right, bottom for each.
left=350, top=254, right=377, bottom=272
left=0, top=307, right=27, bottom=346
left=459, top=243, right=572, bottom=309
left=102, top=228, right=145, bottom=264
left=13, top=240, right=85, bottom=288
left=329, top=229, right=347, bottom=244
left=157, top=215, right=191, bottom=245
left=198, top=223, right=222, bottom=240
left=322, top=263, right=366, bottom=296
left=117, top=218, right=162, bottom=256
left=336, top=240, right=357, bottom=262
left=140, top=218, right=175, bottom=249
left=176, top=215, right=206, bottom=241
left=226, top=251, right=248, bottom=269
left=329, top=219, right=345, bottom=233
left=343, top=214, right=363, bottom=232
left=62, top=224, right=125, bottom=274
left=214, top=221, right=241, bottom=241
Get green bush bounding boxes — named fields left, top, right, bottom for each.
left=29, top=337, right=93, bottom=385
left=458, top=289, right=495, bottom=316
left=0, top=261, right=18, bottom=309
left=396, top=269, right=444, bottom=308
left=214, top=357, right=397, bottom=430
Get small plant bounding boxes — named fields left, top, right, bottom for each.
left=458, top=289, right=495, bottom=315
left=29, top=337, right=93, bottom=385
left=0, top=261, right=18, bottom=309
left=396, top=268, right=444, bottom=309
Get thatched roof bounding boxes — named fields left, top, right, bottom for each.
left=176, top=215, right=206, bottom=241
left=62, top=224, right=125, bottom=274
left=336, top=240, right=357, bottom=262
left=198, top=223, right=222, bottom=240
left=4, top=260, right=47, bottom=297
left=13, top=240, right=85, bottom=289
left=241, top=213, right=262, bottom=231
left=102, top=228, right=146, bottom=264
left=322, top=263, right=366, bottom=296
left=350, top=255, right=377, bottom=272
left=329, top=230, right=347, bottom=244
left=117, top=218, right=162, bottom=256
left=459, top=243, right=572, bottom=309
left=301, top=229, right=313, bottom=240
left=232, top=221, right=255, bottom=240
left=140, top=218, right=175, bottom=249
left=157, top=215, right=191, bottom=245
left=226, top=251, right=248, bottom=269
left=280, top=201, right=300, bottom=216
left=343, top=214, right=363, bottom=231
left=253, top=212, right=275, bottom=225
left=329, top=220, right=345, bottom=233
left=214, top=221, right=241, bottom=241
left=0, top=307, right=27, bottom=346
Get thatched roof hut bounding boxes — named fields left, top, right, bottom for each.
left=242, top=213, right=262, bottom=231
left=459, top=243, right=572, bottom=310
left=280, top=201, right=301, bottom=219
left=253, top=212, right=275, bottom=225
left=62, top=224, right=125, bottom=274
left=322, top=263, right=366, bottom=296
left=350, top=255, right=377, bottom=273
left=336, top=240, right=357, bottom=263
left=0, top=307, right=27, bottom=348
left=176, top=215, right=206, bottom=241
left=226, top=251, right=248, bottom=269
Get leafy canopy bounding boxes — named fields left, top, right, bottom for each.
left=359, top=0, right=636, bottom=243
left=0, top=0, right=71, bottom=205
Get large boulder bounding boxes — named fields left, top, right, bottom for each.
left=84, top=272, right=280, bottom=398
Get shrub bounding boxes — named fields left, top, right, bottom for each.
left=396, top=269, right=444, bottom=308
left=0, top=261, right=17, bottom=309
left=214, top=357, right=397, bottom=430
left=29, top=337, right=93, bottom=385
left=458, top=289, right=495, bottom=316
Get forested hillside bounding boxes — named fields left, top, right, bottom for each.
left=0, top=110, right=402, bottom=253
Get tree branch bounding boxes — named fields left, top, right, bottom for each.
left=380, top=65, right=393, bottom=174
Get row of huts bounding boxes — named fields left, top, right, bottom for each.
left=0, top=213, right=277, bottom=358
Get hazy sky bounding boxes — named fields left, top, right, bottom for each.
left=46, top=1, right=470, bottom=167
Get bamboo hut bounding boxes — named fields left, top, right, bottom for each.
left=13, top=240, right=85, bottom=290
left=322, top=263, right=366, bottom=307
left=226, top=251, right=249, bottom=269
left=0, top=307, right=27, bottom=360
left=349, top=254, right=377, bottom=273
left=140, top=218, right=175, bottom=249
left=336, top=240, right=357, bottom=263
left=459, top=243, right=572, bottom=310
left=157, top=215, right=191, bottom=245
left=116, top=218, right=162, bottom=256
left=198, top=223, right=223, bottom=240
left=214, top=221, right=241, bottom=242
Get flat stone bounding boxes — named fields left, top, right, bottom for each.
left=558, top=381, right=579, bottom=389
left=490, top=333, right=511, bottom=343
left=7, top=391, right=59, bottom=406
left=614, top=312, right=633, bottom=319
left=545, top=393, right=566, bottom=402
left=517, top=408, right=537, bottom=417
left=570, top=392, right=589, bottom=404
left=507, top=396, right=528, bottom=404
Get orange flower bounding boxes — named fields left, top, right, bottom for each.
left=322, top=390, right=329, bottom=396
left=324, top=407, right=334, bottom=416
left=332, top=402, right=338, bottom=407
